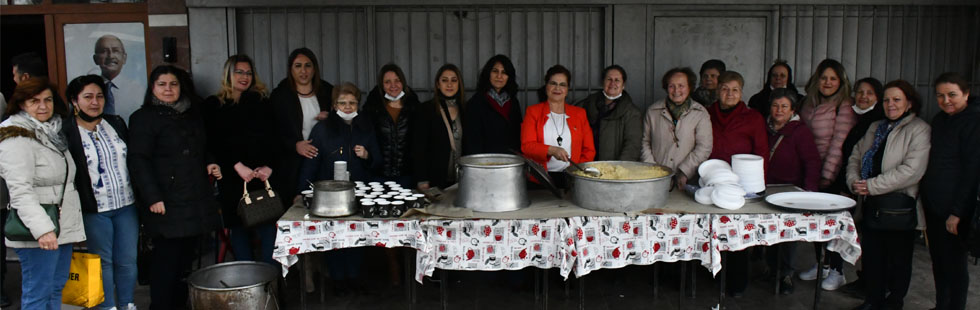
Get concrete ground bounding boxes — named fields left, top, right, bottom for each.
left=3, top=234, right=979, bottom=309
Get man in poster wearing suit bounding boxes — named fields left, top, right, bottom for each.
left=93, top=34, right=142, bottom=117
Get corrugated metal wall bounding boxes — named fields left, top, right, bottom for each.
left=235, top=6, right=605, bottom=110
left=190, top=3, right=979, bottom=120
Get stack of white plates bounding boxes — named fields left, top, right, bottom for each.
left=694, top=159, right=747, bottom=210
left=731, top=154, right=765, bottom=193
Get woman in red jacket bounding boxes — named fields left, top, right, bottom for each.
left=521, top=65, right=595, bottom=187
left=709, top=71, right=769, bottom=298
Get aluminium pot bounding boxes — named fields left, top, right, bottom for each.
left=455, top=153, right=529, bottom=212
left=188, top=261, right=279, bottom=310
left=566, top=161, right=674, bottom=212
left=310, top=180, right=357, bottom=217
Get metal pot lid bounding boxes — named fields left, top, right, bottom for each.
left=511, top=149, right=562, bottom=199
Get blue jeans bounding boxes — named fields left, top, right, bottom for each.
left=229, top=223, right=277, bottom=265
left=14, top=246, right=72, bottom=310
left=82, top=205, right=139, bottom=309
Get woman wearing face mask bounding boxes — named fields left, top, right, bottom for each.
left=128, top=65, right=223, bottom=310
left=296, top=82, right=380, bottom=294
left=270, top=48, right=335, bottom=205
left=921, top=72, right=979, bottom=310
left=847, top=80, right=930, bottom=310
left=831, top=78, right=885, bottom=196
left=412, top=64, right=465, bottom=191
left=204, top=55, right=280, bottom=265
left=691, top=59, right=726, bottom=108
left=797, top=59, right=857, bottom=290
left=748, top=60, right=800, bottom=119
left=362, top=64, right=420, bottom=188
left=641, top=67, right=712, bottom=189
left=521, top=65, right=595, bottom=188
left=463, top=54, right=523, bottom=155
left=63, top=75, right=138, bottom=310
left=573, top=65, right=642, bottom=161
left=0, top=78, right=85, bottom=310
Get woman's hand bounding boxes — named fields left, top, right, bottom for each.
left=316, top=111, right=329, bottom=121
left=819, top=178, right=832, bottom=189
left=296, top=140, right=318, bottom=159
left=946, top=215, right=961, bottom=235
left=149, top=201, right=166, bottom=215
left=37, top=231, right=58, bottom=250
left=851, top=179, right=870, bottom=196
left=547, top=146, right=570, bottom=162
left=676, top=174, right=689, bottom=191
left=234, top=162, right=254, bottom=182
left=254, top=166, right=273, bottom=182
left=353, top=145, right=368, bottom=159
left=207, top=164, right=223, bottom=180
left=417, top=182, right=431, bottom=191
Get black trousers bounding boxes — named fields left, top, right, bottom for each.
left=811, top=242, right=844, bottom=271
left=725, top=249, right=751, bottom=294
left=149, top=235, right=201, bottom=310
left=926, top=214, right=970, bottom=310
left=861, top=226, right=916, bottom=308
left=1, top=209, right=7, bottom=288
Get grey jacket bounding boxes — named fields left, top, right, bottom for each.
left=641, top=99, right=713, bottom=179
left=573, top=91, right=643, bottom=161
left=846, top=114, right=931, bottom=230
left=0, top=113, right=85, bottom=248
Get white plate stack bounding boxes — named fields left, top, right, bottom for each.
left=694, top=159, right=747, bottom=210
left=731, top=154, right=765, bottom=194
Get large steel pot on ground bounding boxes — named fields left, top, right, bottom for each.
left=188, top=261, right=279, bottom=310
left=567, top=161, right=674, bottom=212
left=455, top=153, right=529, bottom=212
left=310, top=180, right=356, bottom=217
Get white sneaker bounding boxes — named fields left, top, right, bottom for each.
left=798, top=264, right=830, bottom=281
left=821, top=270, right=846, bottom=290
left=125, top=303, right=138, bottom=310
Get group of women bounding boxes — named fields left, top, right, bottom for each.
left=1, top=48, right=976, bottom=310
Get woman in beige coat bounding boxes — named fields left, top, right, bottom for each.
left=641, top=67, right=713, bottom=188
left=846, top=80, right=930, bottom=310
left=0, top=78, right=85, bottom=310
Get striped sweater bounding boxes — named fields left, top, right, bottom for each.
left=799, top=96, right=856, bottom=185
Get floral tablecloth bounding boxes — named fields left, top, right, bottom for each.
left=273, top=209, right=861, bottom=282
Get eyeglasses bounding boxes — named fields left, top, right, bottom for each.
left=233, top=70, right=254, bottom=76
left=547, top=81, right=569, bottom=89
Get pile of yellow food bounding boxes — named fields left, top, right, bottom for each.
left=572, top=163, right=670, bottom=180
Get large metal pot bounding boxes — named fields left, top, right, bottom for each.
left=188, top=261, right=279, bottom=310
left=310, top=180, right=356, bottom=217
left=455, top=153, right=529, bottom=212
left=567, top=161, right=674, bottom=212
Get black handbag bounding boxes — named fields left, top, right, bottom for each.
left=237, top=180, right=284, bottom=227
left=863, top=192, right=917, bottom=231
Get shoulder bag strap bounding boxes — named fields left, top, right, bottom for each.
left=768, top=135, right=785, bottom=162
left=437, top=104, right=457, bottom=152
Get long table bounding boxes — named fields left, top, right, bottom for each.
left=273, top=187, right=861, bottom=308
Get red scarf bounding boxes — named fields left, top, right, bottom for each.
left=486, top=93, right=513, bottom=120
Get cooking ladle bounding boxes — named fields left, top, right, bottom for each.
left=570, top=160, right=601, bottom=178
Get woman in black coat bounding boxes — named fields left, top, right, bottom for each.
left=921, top=72, right=980, bottom=310
left=362, top=63, right=419, bottom=188
left=269, top=48, right=334, bottom=204
left=128, top=65, right=223, bottom=310
left=297, top=82, right=382, bottom=188
left=412, top=64, right=464, bottom=191
left=462, top=54, right=523, bottom=155
left=204, top=54, right=280, bottom=265
left=832, top=77, right=885, bottom=195
left=747, top=60, right=800, bottom=119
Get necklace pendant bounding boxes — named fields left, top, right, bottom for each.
left=557, top=136, right=563, bottom=146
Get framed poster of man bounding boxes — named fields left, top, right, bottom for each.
left=63, top=22, right=147, bottom=121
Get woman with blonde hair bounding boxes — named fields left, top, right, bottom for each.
left=204, top=54, right=280, bottom=264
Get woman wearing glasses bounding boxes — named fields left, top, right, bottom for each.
left=521, top=65, right=595, bottom=188
left=204, top=54, right=280, bottom=265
